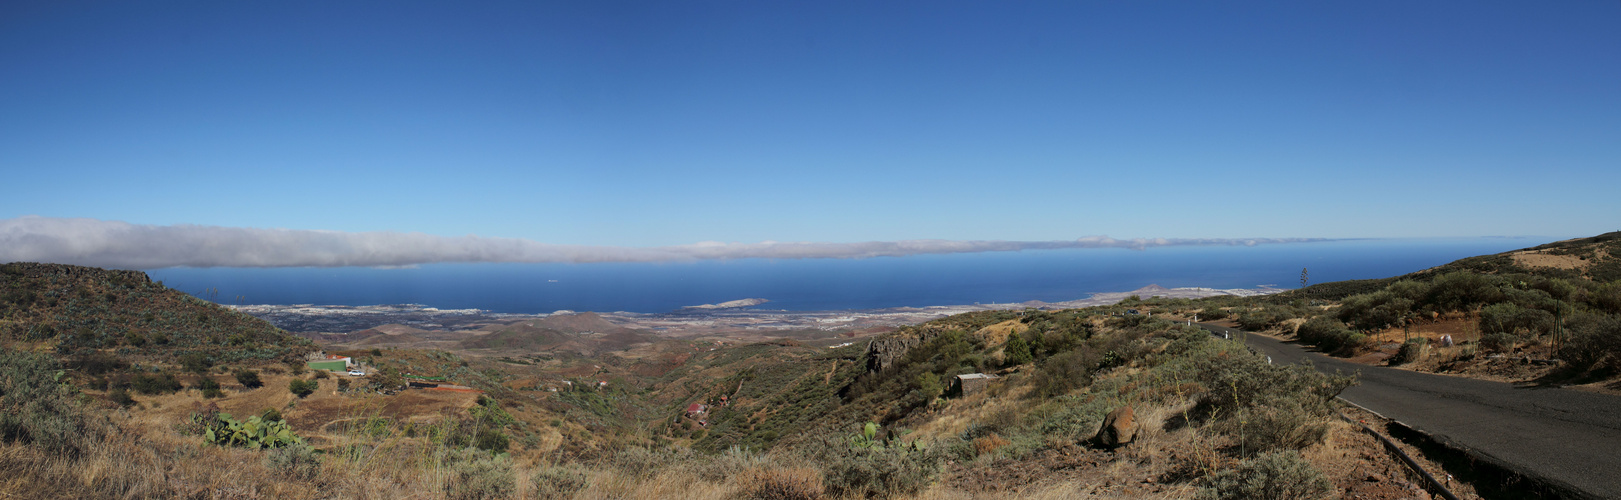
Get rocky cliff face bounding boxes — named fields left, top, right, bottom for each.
left=864, top=335, right=919, bottom=372
left=863, top=325, right=953, bottom=372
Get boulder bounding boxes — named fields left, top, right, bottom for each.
left=1093, top=406, right=1137, bottom=448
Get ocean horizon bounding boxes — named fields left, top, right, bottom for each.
left=146, top=237, right=1558, bottom=314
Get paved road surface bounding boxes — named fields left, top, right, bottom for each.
left=1196, top=323, right=1621, bottom=499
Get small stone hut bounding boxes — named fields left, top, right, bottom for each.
left=951, top=373, right=999, bottom=397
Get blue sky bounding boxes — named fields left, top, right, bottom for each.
left=2, top=1, right=1617, bottom=251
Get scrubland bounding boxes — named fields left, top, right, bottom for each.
left=21, top=231, right=1621, bottom=500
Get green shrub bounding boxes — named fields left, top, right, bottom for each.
left=180, top=352, right=213, bottom=374
left=70, top=351, right=127, bottom=375
left=289, top=379, right=317, bottom=398
left=1199, top=307, right=1229, bottom=320
left=234, top=369, right=263, bottom=388
left=1294, top=316, right=1364, bottom=353
left=1197, top=450, right=1332, bottom=500
left=369, top=366, right=405, bottom=393
left=442, top=448, right=516, bottom=500
left=133, top=372, right=184, bottom=395
left=474, top=428, right=509, bottom=453
left=260, top=407, right=283, bottom=422
left=1224, top=399, right=1331, bottom=454
left=1556, top=313, right=1621, bottom=370
left=0, top=350, right=110, bottom=454
left=1003, top=334, right=1033, bottom=366
left=1480, top=303, right=1522, bottom=335
left=1236, top=307, right=1296, bottom=331
left=1031, top=348, right=1099, bottom=398
left=198, top=377, right=224, bottom=398
left=1195, top=351, right=1354, bottom=454
left=1391, top=338, right=1427, bottom=365
left=806, top=434, right=942, bottom=499
left=530, top=465, right=589, bottom=500
left=1337, top=291, right=1414, bottom=331
left=1479, top=332, right=1517, bottom=353
left=108, top=387, right=136, bottom=407
left=1426, top=271, right=1507, bottom=312
left=1036, top=395, right=1112, bottom=439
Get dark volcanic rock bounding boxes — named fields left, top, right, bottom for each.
left=865, top=335, right=921, bottom=372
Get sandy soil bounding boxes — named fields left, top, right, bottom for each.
left=1511, top=251, right=1590, bottom=270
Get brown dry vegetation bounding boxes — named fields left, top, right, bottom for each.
left=5, top=304, right=1478, bottom=500
left=7, top=258, right=1559, bottom=498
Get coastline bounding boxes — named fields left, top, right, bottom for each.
left=228, top=284, right=1284, bottom=336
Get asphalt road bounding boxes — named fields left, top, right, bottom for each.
left=1195, top=323, right=1621, bottom=499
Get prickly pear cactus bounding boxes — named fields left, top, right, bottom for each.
left=205, top=412, right=303, bottom=449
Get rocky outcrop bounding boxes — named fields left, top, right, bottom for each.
left=865, top=334, right=922, bottom=372
left=864, top=325, right=952, bottom=372
left=1093, top=406, right=1137, bottom=448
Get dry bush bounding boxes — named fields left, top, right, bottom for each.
left=805, top=434, right=943, bottom=499
left=441, top=447, right=516, bottom=500
left=265, top=442, right=323, bottom=481
left=1196, top=449, right=1332, bottom=500
left=736, top=466, right=825, bottom=500
left=531, top=464, right=590, bottom=500
left=572, top=467, right=734, bottom=500
left=971, top=433, right=1009, bottom=456
left=604, top=446, right=678, bottom=480
left=683, top=445, right=767, bottom=482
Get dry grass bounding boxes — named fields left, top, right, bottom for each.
left=1511, top=250, right=1592, bottom=271
left=909, top=377, right=1036, bottom=444
left=973, top=320, right=1027, bottom=347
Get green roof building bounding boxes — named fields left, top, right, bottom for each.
left=308, top=356, right=351, bottom=372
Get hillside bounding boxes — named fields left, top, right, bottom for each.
left=1223, top=232, right=1621, bottom=389
left=1275, top=232, right=1621, bottom=302
left=0, top=255, right=1547, bottom=499
left=0, top=262, right=315, bottom=364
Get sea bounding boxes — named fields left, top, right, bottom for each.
left=145, top=237, right=1558, bottom=314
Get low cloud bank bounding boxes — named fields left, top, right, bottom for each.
left=0, top=216, right=1334, bottom=269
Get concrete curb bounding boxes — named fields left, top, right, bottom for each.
left=1339, top=396, right=1598, bottom=500
left=1337, top=408, right=1460, bottom=500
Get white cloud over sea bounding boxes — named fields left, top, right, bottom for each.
left=0, top=216, right=1335, bottom=269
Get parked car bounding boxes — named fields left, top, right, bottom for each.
left=348, top=370, right=365, bottom=376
